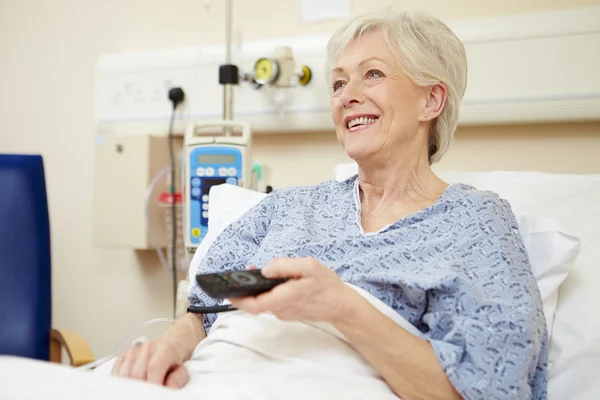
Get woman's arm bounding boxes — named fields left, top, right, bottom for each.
left=162, top=313, right=207, bottom=361
left=331, top=286, right=462, bottom=400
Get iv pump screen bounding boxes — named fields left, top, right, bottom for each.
left=197, top=154, right=237, bottom=164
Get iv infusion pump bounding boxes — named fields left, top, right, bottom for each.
left=184, top=120, right=252, bottom=251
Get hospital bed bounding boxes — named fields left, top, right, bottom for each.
left=0, top=156, right=598, bottom=399
left=182, top=164, right=600, bottom=399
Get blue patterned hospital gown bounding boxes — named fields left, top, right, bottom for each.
left=189, top=175, right=548, bottom=399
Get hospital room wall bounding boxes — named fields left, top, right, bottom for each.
left=0, top=0, right=599, bottom=359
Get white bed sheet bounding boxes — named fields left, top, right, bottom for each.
left=0, top=356, right=188, bottom=400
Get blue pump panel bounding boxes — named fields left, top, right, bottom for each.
left=188, top=146, right=242, bottom=245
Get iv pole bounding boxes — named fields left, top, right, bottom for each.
left=223, top=0, right=234, bottom=136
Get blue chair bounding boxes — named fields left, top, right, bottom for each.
left=0, top=154, right=93, bottom=366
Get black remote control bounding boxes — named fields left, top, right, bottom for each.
left=195, top=269, right=287, bottom=300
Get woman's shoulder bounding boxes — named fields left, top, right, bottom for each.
left=445, top=183, right=520, bottom=235
left=447, top=182, right=515, bottom=214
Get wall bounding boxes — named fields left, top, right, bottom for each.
left=1, top=0, right=599, bottom=358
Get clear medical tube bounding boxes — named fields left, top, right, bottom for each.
left=145, top=166, right=171, bottom=271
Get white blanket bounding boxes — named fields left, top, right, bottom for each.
left=0, top=285, right=418, bottom=399
left=0, top=356, right=187, bottom=400
left=181, top=284, right=420, bottom=399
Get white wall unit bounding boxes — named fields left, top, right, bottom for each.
left=92, top=134, right=183, bottom=249
left=95, top=7, right=600, bottom=136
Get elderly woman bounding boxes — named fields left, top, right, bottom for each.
left=113, top=9, right=547, bottom=399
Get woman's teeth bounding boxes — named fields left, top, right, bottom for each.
left=347, top=117, right=378, bottom=129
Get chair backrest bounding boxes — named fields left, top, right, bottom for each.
left=0, top=154, right=51, bottom=361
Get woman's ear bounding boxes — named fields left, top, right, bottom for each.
left=419, top=82, right=448, bottom=122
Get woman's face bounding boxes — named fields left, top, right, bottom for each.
left=330, top=30, right=430, bottom=164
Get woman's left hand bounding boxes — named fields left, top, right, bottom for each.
left=229, top=257, right=353, bottom=324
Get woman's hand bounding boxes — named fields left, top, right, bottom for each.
left=111, top=338, right=189, bottom=388
left=229, top=257, right=353, bottom=323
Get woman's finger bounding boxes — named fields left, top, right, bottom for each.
left=146, top=343, right=178, bottom=385
left=229, top=296, right=259, bottom=313
left=164, top=365, right=189, bottom=388
left=111, top=354, right=125, bottom=375
left=116, top=346, right=140, bottom=377
left=129, top=343, right=151, bottom=380
left=262, top=257, right=317, bottom=279
left=231, top=280, right=299, bottom=314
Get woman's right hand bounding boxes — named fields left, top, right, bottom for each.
left=111, top=338, right=189, bottom=388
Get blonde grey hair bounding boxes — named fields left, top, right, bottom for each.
left=326, top=9, right=468, bottom=164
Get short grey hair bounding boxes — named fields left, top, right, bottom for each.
left=326, top=8, right=468, bottom=164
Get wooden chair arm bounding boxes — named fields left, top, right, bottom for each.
left=49, top=329, right=95, bottom=367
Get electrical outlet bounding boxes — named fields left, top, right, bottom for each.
left=96, top=49, right=201, bottom=128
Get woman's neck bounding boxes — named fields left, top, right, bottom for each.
left=357, top=154, right=447, bottom=217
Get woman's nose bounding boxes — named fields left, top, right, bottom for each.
left=340, top=80, right=364, bottom=107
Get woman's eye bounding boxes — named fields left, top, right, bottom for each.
left=332, top=81, right=346, bottom=91
left=366, top=70, right=384, bottom=79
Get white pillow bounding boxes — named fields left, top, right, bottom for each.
left=515, top=215, right=579, bottom=339
left=188, top=185, right=268, bottom=288
left=189, top=184, right=579, bottom=342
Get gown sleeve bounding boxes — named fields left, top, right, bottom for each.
left=424, top=193, right=549, bottom=400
